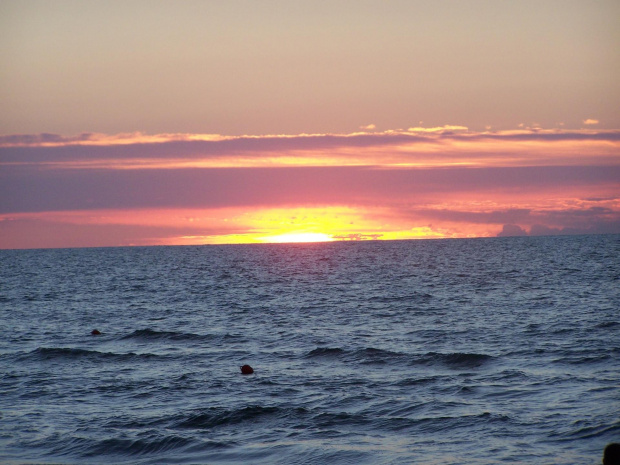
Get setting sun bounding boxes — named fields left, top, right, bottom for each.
left=258, top=232, right=334, bottom=243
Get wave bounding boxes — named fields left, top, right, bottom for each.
left=25, top=406, right=517, bottom=460
left=424, top=352, right=495, bottom=368
left=411, top=411, right=511, bottom=434
left=394, top=376, right=440, bottom=386
left=174, top=405, right=284, bottom=429
left=367, top=292, right=433, bottom=303
left=312, top=410, right=372, bottom=428
left=550, top=420, right=620, bottom=441
left=305, top=347, right=404, bottom=360
left=120, top=328, right=216, bottom=341
left=305, top=347, right=345, bottom=358
left=595, top=321, right=619, bottom=329
left=38, top=433, right=229, bottom=459
left=117, top=404, right=512, bottom=440
left=336, top=409, right=513, bottom=435
left=18, top=347, right=163, bottom=362
left=172, top=405, right=373, bottom=432
left=304, top=407, right=510, bottom=434
left=304, top=347, right=493, bottom=368
left=169, top=404, right=494, bottom=447
left=552, top=353, right=612, bottom=365
left=571, top=421, right=620, bottom=440
left=81, top=435, right=196, bottom=457
left=354, top=347, right=405, bottom=362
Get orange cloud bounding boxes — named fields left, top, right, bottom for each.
left=1, top=128, right=618, bottom=171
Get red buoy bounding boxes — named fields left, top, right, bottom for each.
left=91, top=329, right=101, bottom=335
left=240, top=364, right=254, bottom=375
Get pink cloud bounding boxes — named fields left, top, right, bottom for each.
left=1, top=129, right=619, bottom=248
left=2, top=165, right=618, bottom=214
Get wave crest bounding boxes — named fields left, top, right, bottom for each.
left=175, top=405, right=281, bottom=429
left=21, top=347, right=162, bottom=362
left=121, top=328, right=211, bottom=341
left=305, top=347, right=345, bottom=358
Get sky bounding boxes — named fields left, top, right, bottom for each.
left=1, top=0, right=619, bottom=249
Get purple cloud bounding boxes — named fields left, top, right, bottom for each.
left=1, top=130, right=618, bottom=165
left=497, top=224, right=528, bottom=237
left=2, top=165, right=618, bottom=214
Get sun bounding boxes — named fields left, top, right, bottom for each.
left=258, top=232, right=334, bottom=243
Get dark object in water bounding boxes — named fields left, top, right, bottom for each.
left=240, top=364, right=254, bottom=375
left=91, top=329, right=101, bottom=336
left=603, top=443, right=620, bottom=465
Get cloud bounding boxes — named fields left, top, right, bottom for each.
left=0, top=208, right=256, bottom=249
left=0, top=217, right=225, bottom=249
left=398, top=203, right=620, bottom=238
left=495, top=205, right=620, bottom=237
left=497, top=224, right=528, bottom=237
left=2, top=164, right=618, bottom=214
left=528, top=224, right=562, bottom=236
left=412, top=208, right=533, bottom=225
left=518, top=220, right=620, bottom=236
left=1, top=129, right=618, bottom=170
left=1, top=129, right=619, bottom=248
left=583, top=119, right=599, bottom=125
left=359, top=124, right=376, bottom=130
left=407, top=125, right=468, bottom=133
left=331, top=233, right=383, bottom=241
left=0, top=132, right=226, bottom=147
left=0, top=133, right=96, bottom=146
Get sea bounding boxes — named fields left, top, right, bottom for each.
left=0, top=235, right=618, bottom=465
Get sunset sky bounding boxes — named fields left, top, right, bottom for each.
left=1, top=0, right=619, bottom=249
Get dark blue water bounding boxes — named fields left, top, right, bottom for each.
left=1, top=235, right=618, bottom=464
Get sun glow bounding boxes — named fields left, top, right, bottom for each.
left=258, top=232, right=334, bottom=243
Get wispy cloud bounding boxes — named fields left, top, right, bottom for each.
left=1, top=128, right=618, bottom=170
left=406, top=125, right=469, bottom=133
left=0, top=132, right=228, bottom=147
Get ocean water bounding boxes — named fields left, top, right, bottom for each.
left=0, top=235, right=618, bottom=465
